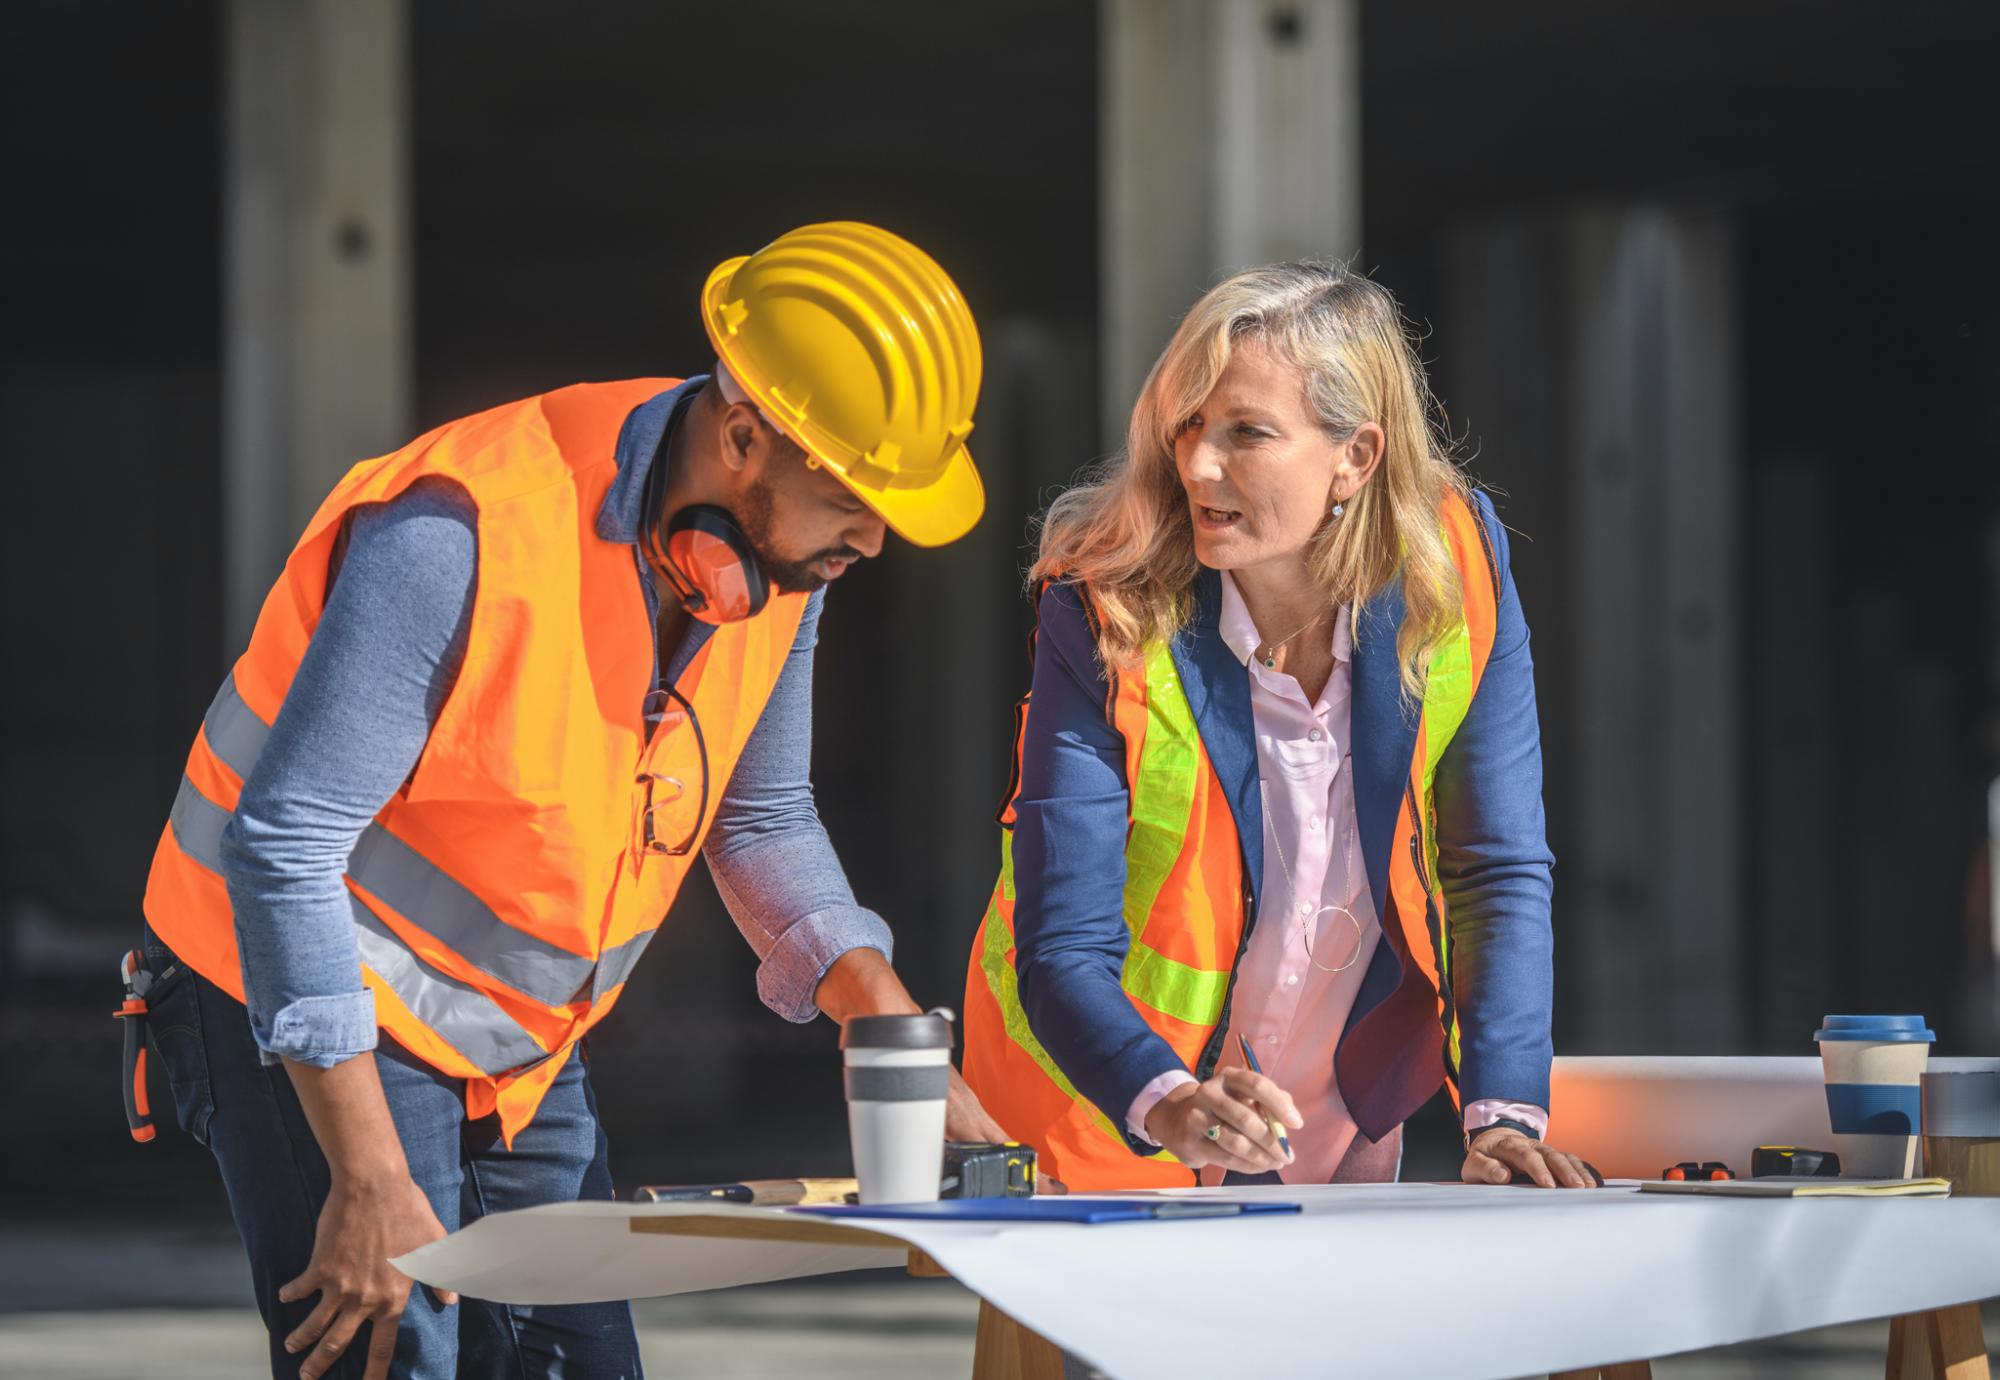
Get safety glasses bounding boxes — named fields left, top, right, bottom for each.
left=634, top=685, right=710, bottom=859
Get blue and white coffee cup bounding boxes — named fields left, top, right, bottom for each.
left=1815, top=1014, right=1936, bottom=1178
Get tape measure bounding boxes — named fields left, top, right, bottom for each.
left=941, top=1142, right=1037, bottom=1198
left=1751, top=1145, right=1841, bottom=1178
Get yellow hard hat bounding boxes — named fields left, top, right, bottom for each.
left=701, top=222, right=985, bottom=547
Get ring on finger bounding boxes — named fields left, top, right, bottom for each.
left=1203, top=1121, right=1222, bottom=1141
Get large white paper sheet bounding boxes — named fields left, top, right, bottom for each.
left=399, top=1184, right=2000, bottom=1380
left=394, top=1202, right=907, bottom=1304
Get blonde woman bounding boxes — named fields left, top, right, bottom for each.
left=964, top=262, right=1597, bottom=1191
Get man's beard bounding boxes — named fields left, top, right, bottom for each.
left=736, top=475, right=863, bottom=594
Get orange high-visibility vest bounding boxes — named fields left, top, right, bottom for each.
left=143, top=380, right=806, bottom=1144
left=964, top=493, right=1499, bottom=1190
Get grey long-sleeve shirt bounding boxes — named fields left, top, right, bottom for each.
left=216, top=378, right=892, bottom=1067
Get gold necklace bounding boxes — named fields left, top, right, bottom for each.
left=1254, top=606, right=1330, bottom=669
left=1258, top=780, right=1367, bottom=973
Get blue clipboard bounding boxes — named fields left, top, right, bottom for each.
left=794, top=1197, right=1300, bottom=1225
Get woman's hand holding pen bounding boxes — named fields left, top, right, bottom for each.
left=1144, top=1068, right=1302, bottom=1174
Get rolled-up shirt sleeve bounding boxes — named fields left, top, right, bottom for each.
left=704, top=589, right=895, bottom=1023
left=218, top=478, right=477, bottom=1067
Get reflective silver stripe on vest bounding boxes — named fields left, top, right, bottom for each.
left=345, top=826, right=596, bottom=1008
left=168, top=770, right=231, bottom=873
left=167, top=774, right=553, bottom=1077
left=196, top=672, right=266, bottom=780
left=198, top=673, right=616, bottom=1009
left=591, top=926, right=660, bottom=1002
left=201, top=673, right=271, bottom=782
left=347, top=896, right=553, bottom=1074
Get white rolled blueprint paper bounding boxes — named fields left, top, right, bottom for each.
left=397, top=1184, right=2000, bottom=1380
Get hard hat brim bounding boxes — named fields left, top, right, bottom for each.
left=826, top=440, right=985, bottom=548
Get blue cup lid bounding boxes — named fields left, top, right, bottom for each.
left=1814, top=1014, right=1936, bottom=1043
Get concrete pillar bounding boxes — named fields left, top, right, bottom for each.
left=224, top=0, right=411, bottom=648
left=1100, top=0, right=1360, bottom=447
left=1443, top=208, right=1744, bottom=1051
left=1572, top=212, right=1744, bottom=1050
left=1750, top=462, right=1837, bottom=1049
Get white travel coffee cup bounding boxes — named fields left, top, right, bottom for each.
left=840, top=1008, right=954, bottom=1204
left=1815, top=1014, right=1935, bottom=1178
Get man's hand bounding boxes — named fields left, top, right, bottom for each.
left=1142, top=1069, right=1301, bottom=1174
left=280, top=1173, right=456, bottom=1380
left=1461, top=1127, right=1599, bottom=1188
left=279, top=1054, right=459, bottom=1380
left=946, top=1066, right=1009, bottom=1143
left=813, top=948, right=1015, bottom=1143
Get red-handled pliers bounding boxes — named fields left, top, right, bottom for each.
left=114, top=949, right=156, bottom=1143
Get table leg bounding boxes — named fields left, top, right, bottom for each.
left=972, top=1297, right=1066, bottom=1380
left=907, top=1248, right=950, bottom=1278
left=1887, top=1305, right=1992, bottom=1380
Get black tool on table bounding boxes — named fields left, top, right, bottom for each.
left=940, top=1142, right=1037, bottom=1199
left=1751, top=1145, right=1841, bottom=1178
left=1662, top=1161, right=1735, bottom=1181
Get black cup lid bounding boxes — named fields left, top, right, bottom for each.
left=840, top=1009, right=955, bottom=1050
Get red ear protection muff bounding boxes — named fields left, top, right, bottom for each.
left=645, top=503, right=770, bottom=625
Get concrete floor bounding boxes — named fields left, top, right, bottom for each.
left=0, top=1221, right=1985, bottom=1378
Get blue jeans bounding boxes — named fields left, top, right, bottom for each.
left=140, top=931, right=642, bottom=1379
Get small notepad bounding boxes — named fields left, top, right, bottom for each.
left=1639, top=1176, right=1952, bottom=1199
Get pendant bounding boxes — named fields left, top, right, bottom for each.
left=1262, top=655, right=1276, bottom=668
left=1302, top=903, right=1367, bottom=973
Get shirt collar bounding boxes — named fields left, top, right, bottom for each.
left=595, top=375, right=709, bottom=544
left=1217, top=570, right=1351, bottom=668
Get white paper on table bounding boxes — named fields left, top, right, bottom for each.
left=394, top=1202, right=907, bottom=1304
left=397, top=1184, right=2000, bottom=1380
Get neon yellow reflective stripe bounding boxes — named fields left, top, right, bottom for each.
left=1121, top=945, right=1228, bottom=1029
left=1108, top=643, right=1230, bottom=1028
left=1420, top=620, right=1473, bottom=792
left=978, top=883, right=1089, bottom=1112
left=1419, top=608, right=1476, bottom=1080
left=1415, top=507, right=1495, bottom=1085
left=1121, top=642, right=1197, bottom=940
left=978, top=837, right=1168, bottom=1157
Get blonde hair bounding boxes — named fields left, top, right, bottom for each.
left=1034, top=261, right=1469, bottom=699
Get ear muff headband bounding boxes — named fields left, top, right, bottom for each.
left=646, top=503, right=769, bottom=625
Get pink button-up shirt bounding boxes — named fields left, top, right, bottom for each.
left=1126, top=573, right=1546, bottom=1178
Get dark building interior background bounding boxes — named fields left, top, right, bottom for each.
left=6, top=1, right=1997, bottom=1218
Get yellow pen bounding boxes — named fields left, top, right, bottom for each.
left=1236, top=1032, right=1293, bottom=1157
